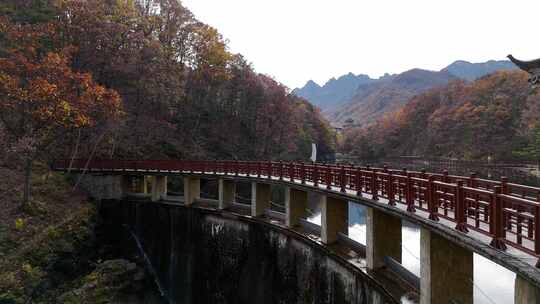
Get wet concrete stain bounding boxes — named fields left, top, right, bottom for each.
left=102, top=200, right=394, bottom=304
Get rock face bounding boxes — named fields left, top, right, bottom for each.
left=103, top=200, right=394, bottom=304
left=58, top=259, right=146, bottom=303
left=294, top=73, right=375, bottom=111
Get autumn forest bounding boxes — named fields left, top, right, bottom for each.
left=341, top=71, right=540, bottom=161
left=0, top=0, right=336, bottom=203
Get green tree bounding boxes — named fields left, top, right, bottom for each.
left=514, top=123, right=540, bottom=167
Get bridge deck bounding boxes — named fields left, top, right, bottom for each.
left=52, top=159, right=540, bottom=288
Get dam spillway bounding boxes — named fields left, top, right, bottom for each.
left=100, top=199, right=394, bottom=304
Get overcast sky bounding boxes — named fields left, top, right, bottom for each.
left=182, top=0, right=540, bottom=89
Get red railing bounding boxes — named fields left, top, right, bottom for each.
left=52, top=159, right=540, bottom=266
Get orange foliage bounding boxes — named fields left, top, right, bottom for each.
left=342, top=72, right=540, bottom=160
left=0, top=17, right=122, bottom=158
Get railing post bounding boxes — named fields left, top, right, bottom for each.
left=234, top=160, right=239, bottom=176
left=279, top=161, right=284, bottom=180
left=442, top=170, right=449, bottom=183
left=289, top=162, right=295, bottom=181
left=340, top=165, right=346, bottom=193
left=536, top=196, right=540, bottom=268
left=314, top=163, right=319, bottom=187
left=257, top=161, right=261, bottom=178
left=387, top=172, right=395, bottom=206
left=501, top=177, right=509, bottom=194
left=366, top=165, right=371, bottom=193
left=421, top=169, right=427, bottom=179
left=469, top=172, right=477, bottom=188
left=224, top=161, right=228, bottom=176
left=213, top=160, right=217, bottom=174
left=267, top=161, right=272, bottom=179
left=356, top=169, right=362, bottom=197
left=371, top=169, right=379, bottom=200
left=406, top=173, right=415, bottom=212
left=427, top=175, right=439, bottom=221
left=325, top=164, right=332, bottom=190
left=490, top=186, right=507, bottom=250
left=455, top=181, right=468, bottom=232
left=300, top=162, right=306, bottom=184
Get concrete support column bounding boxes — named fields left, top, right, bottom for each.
left=120, top=175, right=131, bottom=196
left=218, top=178, right=235, bottom=209
left=420, top=228, right=473, bottom=304
left=366, top=208, right=402, bottom=269
left=94, top=175, right=107, bottom=200
left=251, top=182, right=271, bottom=217
left=183, top=177, right=200, bottom=205
left=94, top=175, right=126, bottom=200
left=285, top=187, right=307, bottom=227
left=515, top=275, right=540, bottom=304
left=151, top=176, right=168, bottom=202
left=110, top=175, right=127, bottom=199
left=320, top=195, right=348, bottom=244
left=135, top=176, right=148, bottom=194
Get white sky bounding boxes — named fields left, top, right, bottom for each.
left=182, top=0, right=540, bottom=89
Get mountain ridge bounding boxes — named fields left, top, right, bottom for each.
left=294, top=59, right=518, bottom=126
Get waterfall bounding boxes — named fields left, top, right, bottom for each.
left=124, top=224, right=170, bottom=303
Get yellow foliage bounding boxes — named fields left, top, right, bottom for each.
left=15, top=218, right=25, bottom=230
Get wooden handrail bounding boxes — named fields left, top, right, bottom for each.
left=51, top=159, right=540, bottom=267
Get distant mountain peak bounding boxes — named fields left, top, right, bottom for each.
left=295, top=59, right=517, bottom=122
left=294, top=73, right=375, bottom=110
left=304, top=80, right=321, bottom=88
left=442, top=59, right=517, bottom=81
left=449, top=60, right=471, bottom=65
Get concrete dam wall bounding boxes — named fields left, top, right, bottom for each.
left=101, top=199, right=395, bottom=304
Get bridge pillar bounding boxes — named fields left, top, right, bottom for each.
left=320, top=195, right=348, bottom=244
left=366, top=208, right=401, bottom=269
left=111, top=175, right=128, bottom=199
left=218, top=178, right=235, bottom=209
left=183, top=177, right=200, bottom=205
left=251, top=182, right=271, bottom=217
left=515, top=275, right=540, bottom=304
left=285, top=187, right=307, bottom=227
left=90, top=175, right=126, bottom=200
left=134, top=176, right=148, bottom=194
left=151, top=176, right=167, bottom=202
left=420, top=228, right=473, bottom=304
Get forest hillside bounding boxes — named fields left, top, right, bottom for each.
left=0, top=2, right=336, bottom=302
left=341, top=71, right=540, bottom=161
left=0, top=0, right=335, bottom=167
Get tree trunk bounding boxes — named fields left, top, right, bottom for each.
left=23, top=157, right=32, bottom=205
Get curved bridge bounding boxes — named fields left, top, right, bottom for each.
left=53, top=159, right=540, bottom=304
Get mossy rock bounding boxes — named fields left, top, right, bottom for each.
left=58, top=259, right=145, bottom=303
